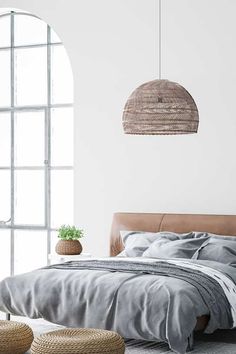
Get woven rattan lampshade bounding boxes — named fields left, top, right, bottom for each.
left=123, top=79, right=199, bottom=135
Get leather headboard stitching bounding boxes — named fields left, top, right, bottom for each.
left=158, top=214, right=166, bottom=232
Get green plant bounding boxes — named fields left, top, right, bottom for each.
left=58, top=225, right=84, bottom=241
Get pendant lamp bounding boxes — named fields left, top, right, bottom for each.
left=122, top=0, right=199, bottom=135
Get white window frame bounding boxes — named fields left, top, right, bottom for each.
left=0, top=11, right=73, bottom=275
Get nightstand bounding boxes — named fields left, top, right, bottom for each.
left=49, top=253, right=92, bottom=264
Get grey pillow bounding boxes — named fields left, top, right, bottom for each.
left=196, top=238, right=236, bottom=267
left=119, top=231, right=160, bottom=257
left=143, top=236, right=209, bottom=259
left=119, top=230, right=196, bottom=257
left=194, top=231, right=236, bottom=241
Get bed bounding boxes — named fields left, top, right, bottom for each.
left=110, top=212, right=236, bottom=331
left=0, top=212, right=236, bottom=354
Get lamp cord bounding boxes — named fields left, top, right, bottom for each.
left=158, top=0, right=162, bottom=80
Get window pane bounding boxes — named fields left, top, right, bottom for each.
left=51, top=170, right=73, bottom=228
left=0, top=15, right=10, bottom=47
left=0, top=230, right=10, bottom=280
left=0, top=113, right=10, bottom=166
left=51, top=29, right=61, bottom=43
left=15, top=47, right=47, bottom=106
left=14, top=14, right=47, bottom=46
left=15, top=170, right=45, bottom=225
left=50, top=231, right=59, bottom=255
left=0, top=171, right=10, bottom=222
left=51, top=107, right=73, bottom=166
left=51, top=46, right=73, bottom=104
left=15, top=111, right=45, bottom=166
left=0, top=50, right=10, bottom=107
left=14, top=230, right=47, bottom=274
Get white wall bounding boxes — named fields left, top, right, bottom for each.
left=2, top=0, right=236, bottom=256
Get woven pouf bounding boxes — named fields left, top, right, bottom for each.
left=31, top=328, right=125, bottom=354
left=0, top=320, right=33, bottom=354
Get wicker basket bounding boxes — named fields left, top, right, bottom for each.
left=55, top=240, right=83, bottom=255
left=31, top=328, right=125, bottom=354
left=0, top=320, right=33, bottom=354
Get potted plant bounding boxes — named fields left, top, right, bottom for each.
left=55, top=225, right=84, bottom=255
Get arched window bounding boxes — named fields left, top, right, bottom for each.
left=0, top=9, right=74, bottom=278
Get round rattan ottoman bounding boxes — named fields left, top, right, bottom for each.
left=0, top=320, right=33, bottom=354
left=31, top=328, right=125, bottom=354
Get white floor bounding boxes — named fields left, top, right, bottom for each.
left=0, top=312, right=63, bottom=333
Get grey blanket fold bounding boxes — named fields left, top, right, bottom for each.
left=0, top=258, right=234, bottom=354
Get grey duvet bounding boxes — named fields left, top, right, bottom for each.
left=0, top=257, right=235, bottom=354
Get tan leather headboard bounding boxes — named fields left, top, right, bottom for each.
left=110, top=212, right=236, bottom=256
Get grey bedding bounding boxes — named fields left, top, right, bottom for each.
left=0, top=258, right=235, bottom=354
left=119, top=231, right=197, bottom=257
left=196, top=238, right=236, bottom=267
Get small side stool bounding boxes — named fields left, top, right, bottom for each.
left=0, top=320, right=33, bottom=354
left=31, top=328, right=125, bottom=354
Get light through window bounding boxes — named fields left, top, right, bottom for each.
left=0, top=9, right=74, bottom=279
